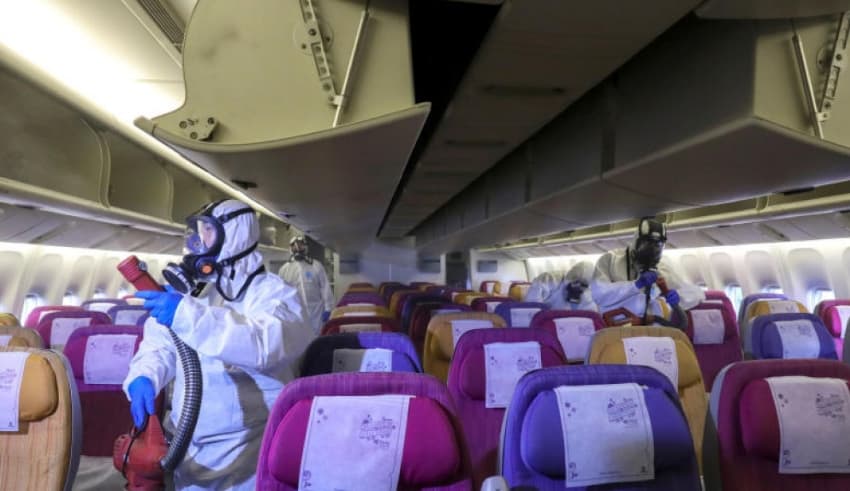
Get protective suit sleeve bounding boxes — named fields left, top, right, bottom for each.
left=315, top=261, right=336, bottom=312
left=123, top=317, right=177, bottom=399
left=170, top=276, right=314, bottom=371
left=658, top=259, right=705, bottom=310
left=590, top=251, right=642, bottom=311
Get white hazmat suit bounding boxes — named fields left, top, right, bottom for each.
left=278, top=258, right=334, bottom=334
left=592, top=248, right=704, bottom=317
left=526, top=262, right=598, bottom=311
left=124, top=200, right=314, bottom=490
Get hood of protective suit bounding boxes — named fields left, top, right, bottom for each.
left=527, top=271, right=564, bottom=304
left=564, top=261, right=594, bottom=283
left=212, top=199, right=264, bottom=299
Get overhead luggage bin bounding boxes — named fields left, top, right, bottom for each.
left=136, top=0, right=430, bottom=249
left=606, top=15, right=850, bottom=207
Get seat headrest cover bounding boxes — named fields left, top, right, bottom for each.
left=597, top=338, right=702, bottom=388
left=739, top=378, right=850, bottom=461
left=520, top=387, right=692, bottom=477
left=759, top=317, right=836, bottom=359
left=267, top=396, right=462, bottom=487
left=458, top=345, right=564, bottom=401
left=3, top=352, right=59, bottom=422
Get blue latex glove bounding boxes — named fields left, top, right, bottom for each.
left=321, top=311, right=331, bottom=323
left=665, top=289, right=680, bottom=307
left=136, top=286, right=182, bottom=328
left=128, top=376, right=155, bottom=428
left=634, top=271, right=658, bottom=290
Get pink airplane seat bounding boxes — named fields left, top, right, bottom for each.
left=448, top=328, right=566, bottom=487
left=81, top=298, right=128, bottom=313
left=105, top=305, right=149, bottom=326
left=685, top=302, right=743, bottom=389
left=256, top=372, right=473, bottom=490
left=816, top=300, right=850, bottom=357
left=320, top=315, right=399, bottom=335
left=63, top=326, right=144, bottom=456
left=35, top=310, right=111, bottom=350
left=470, top=296, right=510, bottom=313
left=528, top=310, right=605, bottom=363
left=24, top=305, right=82, bottom=328
left=706, top=359, right=850, bottom=490
left=501, top=365, right=700, bottom=490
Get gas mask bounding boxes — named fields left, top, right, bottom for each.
left=631, top=218, right=667, bottom=273
left=290, top=236, right=312, bottom=264
left=564, top=280, right=588, bottom=304
left=163, top=200, right=257, bottom=297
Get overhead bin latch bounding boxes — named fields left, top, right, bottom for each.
left=177, top=117, right=217, bottom=141
left=792, top=12, right=850, bottom=139
left=297, top=0, right=370, bottom=127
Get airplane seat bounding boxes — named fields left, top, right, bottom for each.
left=24, top=306, right=83, bottom=329
left=450, top=292, right=481, bottom=307
left=336, top=292, right=385, bottom=307
left=738, top=293, right=789, bottom=329
left=0, top=347, right=82, bottom=491
left=381, top=284, right=409, bottom=305
left=80, top=299, right=128, bottom=314
left=493, top=301, right=549, bottom=328
left=378, top=281, right=404, bottom=295
left=500, top=365, right=700, bottom=490
left=587, top=326, right=707, bottom=471
left=423, top=312, right=506, bottom=383
left=344, top=286, right=379, bottom=294
left=470, top=296, right=510, bottom=313
left=35, top=311, right=112, bottom=351
left=529, top=310, right=606, bottom=363
left=300, top=332, right=422, bottom=376
left=479, top=280, right=502, bottom=295
left=447, top=328, right=566, bottom=487
left=749, top=313, right=836, bottom=360
left=816, top=300, right=850, bottom=356
left=702, top=290, right=740, bottom=329
left=0, top=325, right=45, bottom=348
left=389, top=290, right=422, bottom=318
left=409, top=303, right=471, bottom=358
left=105, top=305, right=149, bottom=326
left=507, top=282, right=531, bottom=301
left=449, top=290, right=475, bottom=303
left=685, top=302, right=743, bottom=390
left=255, top=373, right=473, bottom=490
left=330, top=305, right=393, bottom=319
left=706, top=359, right=850, bottom=490
left=400, top=295, right=448, bottom=334
left=410, top=282, right=434, bottom=288
left=320, top=315, right=399, bottom=335
left=0, top=312, right=20, bottom=326
left=62, top=326, right=145, bottom=491
left=742, top=300, right=809, bottom=356
left=348, top=282, right=374, bottom=289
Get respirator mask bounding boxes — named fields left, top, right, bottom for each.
left=631, top=218, right=667, bottom=273
left=163, top=201, right=256, bottom=295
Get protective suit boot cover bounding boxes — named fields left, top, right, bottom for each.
left=113, top=415, right=168, bottom=491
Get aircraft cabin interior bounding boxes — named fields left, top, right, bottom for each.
left=3, top=1, right=850, bottom=490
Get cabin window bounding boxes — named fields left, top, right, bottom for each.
left=808, top=288, right=836, bottom=312
left=62, top=291, right=79, bottom=306
left=763, top=285, right=784, bottom=294
left=724, top=284, right=743, bottom=315
left=21, top=293, right=44, bottom=322
left=92, top=289, right=107, bottom=300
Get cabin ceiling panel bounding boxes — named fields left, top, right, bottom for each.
left=382, top=0, right=701, bottom=239
left=696, top=0, right=850, bottom=19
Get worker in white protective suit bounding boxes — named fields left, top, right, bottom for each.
left=525, top=261, right=598, bottom=311
left=278, top=236, right=335, bottom=334
left=125, top=199, right=314, bottom=491
left=592, top=218, right=704, bottom=319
